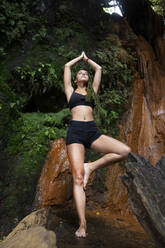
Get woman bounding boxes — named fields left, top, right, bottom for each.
left=64, top=51, right=131, bottom=238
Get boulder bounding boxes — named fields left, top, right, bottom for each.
left=33, top=138, right=73, bottom=208
left=4, top=208, right=49, bottom=241
left=0, top=208, right=56, bottom=248
left=121, top=152, right=165, bottom=248
left=0, top=226, right=56, bottom=248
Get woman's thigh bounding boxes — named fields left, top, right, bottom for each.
left=90, top=135, right=130, bottom=155
left=67, top=143, right=85, bottom=176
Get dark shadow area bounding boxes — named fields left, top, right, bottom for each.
left=22, top=87, right=66, bottom=113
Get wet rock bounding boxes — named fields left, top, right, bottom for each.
left=33, top=138, right=73, bottom=208
left=155, top=35, right=165, bottom=69
left=0, top=208, right=56, bottom=248
left=106, top=164, right=131, bottom=216
left=126, top=35, right=165, bottom=164
left=122, top=35, right=165, bottom=166
left=52, top=208, right=155, bottom=248
left=121, top=153, right=165, bottom=248
left=106, top=34, right=165, bottom=216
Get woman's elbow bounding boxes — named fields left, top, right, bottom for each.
left=65, top=63, right=70, bottom=68
left=97, top=66, right=102, bottom=70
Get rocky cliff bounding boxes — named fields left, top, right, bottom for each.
left=106, top=32, right=165, bottom=215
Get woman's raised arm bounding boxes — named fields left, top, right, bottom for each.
left=64, top=52, right=84, bottom=102
left=83, top=52, right=102, bottom=94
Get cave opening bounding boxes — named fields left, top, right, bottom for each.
left=103, top=0, right=123, bottom=16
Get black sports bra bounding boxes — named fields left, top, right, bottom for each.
left=68, top=91, right=95, bottom=110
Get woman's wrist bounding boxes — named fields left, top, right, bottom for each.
left=78, top=55, right=83, bottom=62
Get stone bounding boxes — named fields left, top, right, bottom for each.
left=33, top=138, right=73, bottom=208
left=0, top=226, right=56, bottom=248
left=121, top=153, right=165, bottom=248
left=106, top=34, right=165, bottom=216
left=5, top=208, right=49, bottom=241
left=0, top=208, right=56, bottom=248
left=122, top=35, right=165, bottom=165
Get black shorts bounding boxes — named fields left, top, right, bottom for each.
left=66, top=120, right=101, bottom=149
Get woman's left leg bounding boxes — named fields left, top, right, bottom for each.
left=84, top=134, right=131, bottom=189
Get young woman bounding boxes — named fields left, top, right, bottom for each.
left=64, top=51, right=131, bottom=238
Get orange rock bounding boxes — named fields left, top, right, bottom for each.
left=128, top=36, right=165, bottom=165
left=34, top=138, right=72, bottom=208
left=106, top=35, right=165, bottom=216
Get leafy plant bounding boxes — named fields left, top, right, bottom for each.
left=0, top=80, right=21, bottom=144
left=54, top=27, right=75, bottom=41
left=149, top=0, right=164, bottom=15
left=32, top=26, right=47, bottom=41
left=0, top=0, right=36, bottom=45
left=88, top=44, right=137, bottom=136
left=13, top=62, right=58, bottom=96
left=4, top=109, right=71, bottom=217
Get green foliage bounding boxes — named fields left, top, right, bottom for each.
left=56, top=46, right=79, bottom=60
left=149, top=0, right=164, bottom=15
left=94, top=46, right=136, bottom=85
left=13, top=62, right=58, bottom=96
left=0, top=47, right=7, bottom=58
left=54, top=27, right=75, bottom=41
left=32, top=26, right=47, bottom=41
left=4, top=109, right=70, bottom=217
left=85, top=44, right=137, bottom=136
left=0, top=0, right=37, bottom=45
left=0, top=80, right=22, bottom=144
left=97, top=88, right=129, bottom=136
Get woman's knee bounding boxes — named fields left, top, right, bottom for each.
left=120, top=145, right=131, bottom=158
left=73, top=172, right=84, bottom=186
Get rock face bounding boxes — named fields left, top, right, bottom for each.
left=34, top=138, right=73, bottom=208
left=0, top=208, right=57, bottom=248
left=124, top=36, right=165, bottom=165
left=121, top=153, right=165, bottom=248
left=106, top=163, right=131, bottom=215
left=106, top=34, right=165, bottom=215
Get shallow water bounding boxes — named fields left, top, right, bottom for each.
left=49, top=208, right=155, bottom=248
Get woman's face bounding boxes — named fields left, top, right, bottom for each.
left=75, top=70, right=89, bottom=84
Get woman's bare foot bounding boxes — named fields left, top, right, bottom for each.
left=75, top=222, right=87, bottom=238
left=83, top=163, right=92, bottom=190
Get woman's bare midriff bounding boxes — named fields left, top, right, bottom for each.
left=71, top=105, right=94, bottom=121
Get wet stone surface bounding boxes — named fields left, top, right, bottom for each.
left=49, top=208, right=156, bottom=248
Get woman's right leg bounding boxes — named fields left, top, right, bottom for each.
left=83, top=135, right=131, bottom=189
left=67, top=143, right=86, bottom=238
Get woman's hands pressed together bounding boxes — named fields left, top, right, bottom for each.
left=78, top=51, right=88, bottom=62
left=82, top=51, right=89, bottom=62
left=64, top=50, right=102, bottom=96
